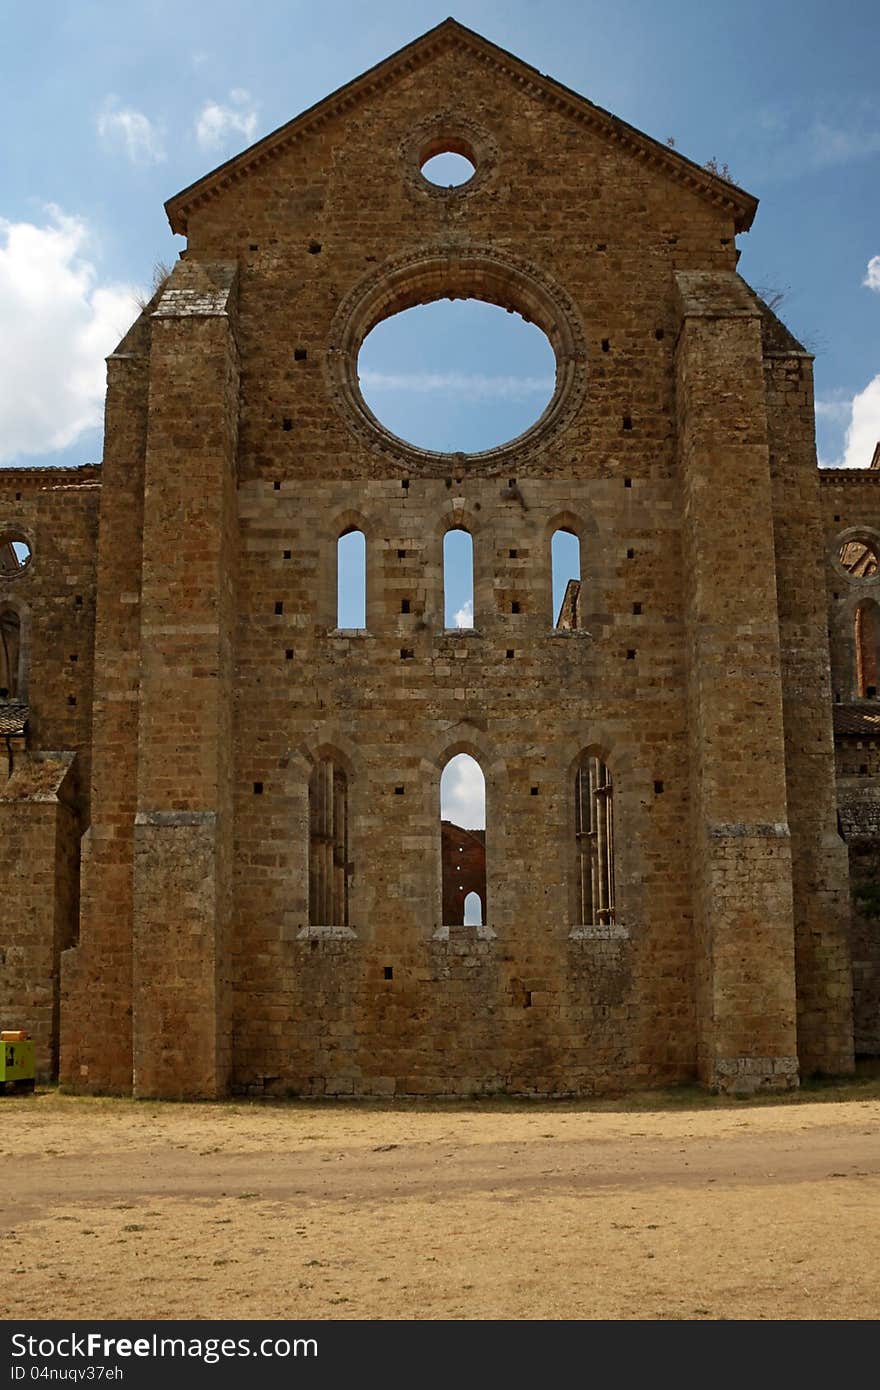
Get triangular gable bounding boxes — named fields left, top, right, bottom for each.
left=165, top=17, right=758, bottom=236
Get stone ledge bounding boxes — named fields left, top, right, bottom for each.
left=712, top=1055, right=800, bottom=1094
left=294, top=923, right=358, bottom=940
left=134, top=810, right=217, bottom=827
left=432, top=923, right=497, bottom=941
left=569, top=923, right=630, bottom=941
left=707, top=821, right=791, bottom=839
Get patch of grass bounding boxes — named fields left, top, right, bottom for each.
left=24, top=1073, right=880, bottom=1119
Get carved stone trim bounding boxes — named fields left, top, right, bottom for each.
left=165, top=23, right=756, bottom=235
left=400, top=113, right=498, bottom=200
left=830, top=525, right=880, bottom=586
left=324, top=243, right=588, bottom=475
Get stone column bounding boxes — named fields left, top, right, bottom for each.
left=60, top=318, right=150, bottom=1093
left=675, top=271, right=799, bottom=1093
left=2, top=754, right=78, bottom=1080
left=761, top=321, right=854, bottom=1075
left=131, top=260, right=239, bottom=1099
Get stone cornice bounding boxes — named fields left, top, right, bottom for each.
left=819, top=470, right=880, bottom=484
left=165, top=18, right=758, bottom=236
left=0, top=464, right=101, bottom=486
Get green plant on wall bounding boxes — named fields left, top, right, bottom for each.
left=854, top=883, right=880, bottom=920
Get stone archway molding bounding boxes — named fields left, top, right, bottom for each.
left=324, top=243, right=588, bottom=473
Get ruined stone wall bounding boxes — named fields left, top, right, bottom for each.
left=821, top=470, right=880, bottom=702
left=60, top=340, right=149, bottom=1094
left=837, top=735, right=880, bottom=779
left=674, top=278, right=800, bottom=1092
left=0, top=469, right=98, bottom=1070
left=48, top=24, right=858, bottom=1096
left=176, top=43, right=754, bottom=1096
left=848, top=840, right=880, bottom=1053
left=0, top=756, right=80, bottom=1077
left=441, top=822, right=486, bottom=926
left=229, top=469, right=690, bottom=1095
left=763, top=347, right=853, bottom=1075
left=821, top=470, right=880, bottom=1058
left=131, top=285, right=239, bottom=1099
left=0, top=466, right=99, bottom=813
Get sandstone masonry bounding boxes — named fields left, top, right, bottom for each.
left=1, top=20, right=876, bottom=1096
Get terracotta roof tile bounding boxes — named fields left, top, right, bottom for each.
left=0, top=702, right=27, bottom=737
left=833, top=705, right=880, bottom=737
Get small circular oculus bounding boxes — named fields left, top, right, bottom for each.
left=418, top=135, right=477, bottom=189
left=837, top=536, right=879, bottom=580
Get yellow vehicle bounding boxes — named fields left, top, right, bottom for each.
left=0, top=1034, right=36, bottom=1093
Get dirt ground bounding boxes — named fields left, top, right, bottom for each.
left=1, top=1081, right=878, bottom=1321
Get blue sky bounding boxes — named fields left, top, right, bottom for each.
left=1, top=0, right=877, bottom=475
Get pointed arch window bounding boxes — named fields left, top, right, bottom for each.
left=575, top=755, right=615, bottom=926
left=443, top=528, right=474, bottom=629
left=551, top=528, right=581, bottom=628
left=440, top=753, right=486, bottom=925
left=463, top=890, right=483, bottom=926
left=309, top=758, right=349, bottom=927
left=0, top=609, right=21, bottom=700
left=337, top=528, right=366, bottom=629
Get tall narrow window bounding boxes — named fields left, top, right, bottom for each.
left=337, top=528, right=366, bottom=628
left=552, top=529, right=581, bottom=628
left=463, top=890, right=483, bottom=927
left=440, top=753, right=485, bottom=925
left=575, top=755, right=615, bottom=926
left=0, top=609, right=20, bottom=699
left=443, top=529, right=474, bottom=629
left=855, top=600, right=879, bottom=698
left=309, top=759, right=349, bottom=927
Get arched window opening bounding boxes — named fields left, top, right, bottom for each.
left=337, top=528, right=366, bottom=629
left=463, top=891, right=483, bottom=927
left=575, top=755, right=615, bottom=926
left=444, top=528, right=474, bottom=629
left=552, top=528, right=581, bottom=628
left=440, top=753, right=486, bottom=926
left=0, top=609, right=21, bottom=699
left=0, top=534, right=31, bottom=578
left=309, top=759, right=349, bottom=927
left=855, top=601, right=879, bottom=698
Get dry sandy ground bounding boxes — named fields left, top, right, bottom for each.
left=1, top=1083, right=878, bottom=1321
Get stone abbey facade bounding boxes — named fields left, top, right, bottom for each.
left=1, top=19, right=878, bottom=1098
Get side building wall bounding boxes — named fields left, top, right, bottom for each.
left=0, top=466, right=99, bottom=1075
left=821, top=468, right=880, bottom=1057
left=762, top=316, right=854, bottom=1075
left=2, top=28, right=866, bottom=1097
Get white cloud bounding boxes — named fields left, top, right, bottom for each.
left=0, top=208, right=141, bottom=465
left=453, top=598, right=474, bottom=629
left=195, top=90, right=258, bottom=151
left=820, top=375, right=880, bottom=469
left=97, top=98, right=165, bottom=165
left=841, top=375, right=880, bottom=468
left=746, top=105, right=880, bottom=181
left=815, top=393, right=853, bottom=422
left=808, top=120, right=880, bottom=170
left=864, top=256, right=880, bottom=293
left=441, top=754, right=485, bottom=830
left=359, top=369, right=554, bottom=401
